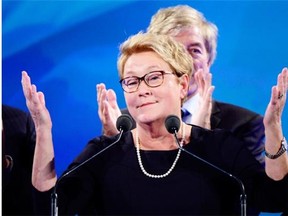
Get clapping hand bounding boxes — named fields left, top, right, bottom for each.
left=264, top=67, right=288, bottom=180
left=21, top=71, right=56, bottom=191
left=21, top=71, right=52, bottom=129
left=264, top=67, right=288, bottom=129
left=191, top=69, right=215, bottom=129
left=96, top=83, right=122, bottom=136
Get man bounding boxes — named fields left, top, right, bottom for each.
left=97, top=5, right=265, bottom=165
left=2, top=104, right=36, bottom=215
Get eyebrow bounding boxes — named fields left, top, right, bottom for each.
left=186, top=42, right=203, bottom=50
left=125, top=66, right=164, bottom=76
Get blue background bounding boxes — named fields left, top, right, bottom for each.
left=2, top=0, right=288, bottom=188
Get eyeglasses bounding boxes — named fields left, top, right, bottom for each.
left=120, top=70, right=174, bottom=93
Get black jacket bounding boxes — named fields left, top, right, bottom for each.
left=2, top=105, right=36, bottom=215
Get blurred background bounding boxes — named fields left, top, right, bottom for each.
left=2, top=0, right=288, bottom=181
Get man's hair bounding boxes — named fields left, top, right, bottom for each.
left=147, top=5, right=218, bottom=65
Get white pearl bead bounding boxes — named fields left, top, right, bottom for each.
left=135, top=123, right=185, bottom=178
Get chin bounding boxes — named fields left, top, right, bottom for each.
left=136, top=113, right=158, bottom=125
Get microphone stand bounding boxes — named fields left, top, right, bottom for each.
left=51, top=129, right=124, bottom=216
left=172, top=131, right=247, bottom=216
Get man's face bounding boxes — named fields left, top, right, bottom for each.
left=172, top=26, right=211, bottom=98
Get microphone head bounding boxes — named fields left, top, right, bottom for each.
left=116, top=114, right=133, bottom=132
left=165, top=115, right=181, bottom=134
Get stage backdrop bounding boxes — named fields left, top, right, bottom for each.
left=3, top=0, right=288, bottom=185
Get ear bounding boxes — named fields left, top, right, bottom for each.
left=179, top=74, right=190, bottom=99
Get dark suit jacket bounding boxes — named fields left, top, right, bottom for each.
left=210, top=100, right=265, bottom=164
left=2, top=105, right=36, bottom=215
left=121, top=99, right=265, bottom=164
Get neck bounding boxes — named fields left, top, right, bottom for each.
left=133, top=123, right=186, bottom=151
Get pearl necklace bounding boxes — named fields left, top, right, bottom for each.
left=135, top=124, right=185, bottom=178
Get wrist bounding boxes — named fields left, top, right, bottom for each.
left=265, top=137, right=287, bottom=159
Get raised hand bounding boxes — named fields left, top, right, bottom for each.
left=191, top=69, right=215, bottom=129
left=264, top=67, right=288, bottom=128
left=21, top=71, right=52, bottom=129
left=264, top=67, right=288, bottom=180
left=96, top=83, right=122, bottom=136
left=21, top=71, right=56, bottom=191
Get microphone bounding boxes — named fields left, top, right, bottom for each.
left=165, top=115, right=247, bottom=216
left=51, top=114, right=133, bottom=216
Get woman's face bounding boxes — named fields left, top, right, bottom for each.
left=122, top=51, right=188, bottom=125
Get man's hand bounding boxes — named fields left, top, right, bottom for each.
left=264, top=67, right=288, bottom=180
left=192, top=70, right=215, bottom=129
left=264, top=67, right=287, bottom=129
left=21, top=71, right=56, bottom=191
left=21, top=71, right=52, bottom=130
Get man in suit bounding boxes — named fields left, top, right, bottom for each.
left=96, top=5, right=265, bottom=165
left=2, top=104, right=36, bottom=215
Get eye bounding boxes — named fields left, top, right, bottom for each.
left=124, top=78, right=138, bottom=87
left=147, top=72, right=162, bottom=82
left=188, top=48, right=202, bottom=55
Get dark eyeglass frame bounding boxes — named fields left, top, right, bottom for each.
left=119, top=70, right=174, bottom=93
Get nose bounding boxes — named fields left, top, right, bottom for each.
left=137, top=80, right=151, bottom=95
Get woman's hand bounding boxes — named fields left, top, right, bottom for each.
left=96, top=83, right=122, bottom=136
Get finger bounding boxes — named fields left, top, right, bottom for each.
left=204, top=73, right=212, bottom=92
left=107, top=89, right=118, bottom=108
left=208, top=86, right=215, bottom=98
left=101, top=100, right=113, bottom=124
left=96, top=83, right=105, bottom=102
left=203, top=86, right=215, bottom=104
left=194, top=71, right=204, bottom=95
left=31, top=84, right=41, bottom=105
left=276, top=68, right=288, bottom=100
left=198, top=72, right=212, bottom=99
left=207, top=86, right=215, bottom=110
left=38, top=92, right=46, bottom=106
left=277, top=71, right=284, bottom=99
left=282, top=67, right=288, bottom=92
left=271, top=86, right=278, bottom=106
left=97, top=86, right=108, bottom=118
left=21, top=71, right=32, bottom=99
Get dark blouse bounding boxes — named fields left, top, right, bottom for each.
left=35, top=126, right=288, bottom=215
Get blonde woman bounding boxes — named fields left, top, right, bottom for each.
left=23, top=32, right=287, bottom=215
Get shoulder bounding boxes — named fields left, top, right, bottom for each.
left=191, top=124, right=233, bottom=143
left=211, top=100, right=263, bottom=128
left=189, top=125, right=258, bottom=167
left=2, top=105, right=35, bottom=137
left=2, top=105, right=29, bottom=119
left=189, top=125, right=243, bottom=161
left=73, top=132, right=133, bottom=164
left=212, top=100, right=262, bottom=118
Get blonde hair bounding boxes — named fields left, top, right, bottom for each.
left=147, top=5, right=218, bottom=65
left=117, top=32, right=193, bottom=80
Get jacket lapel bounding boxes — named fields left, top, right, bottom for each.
left=210, top=100, right=221, bottom=129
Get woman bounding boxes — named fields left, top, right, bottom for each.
left=22, top=32, right=288, bottom=215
